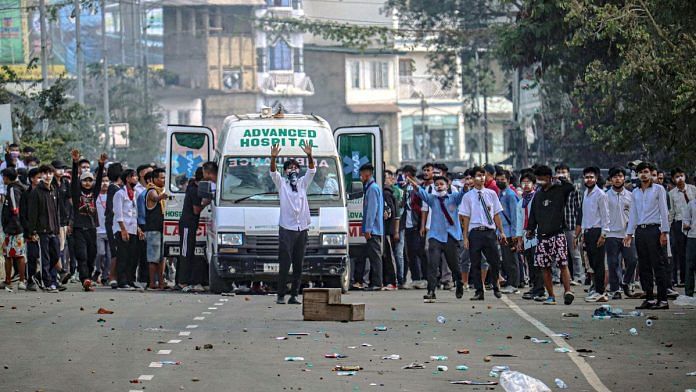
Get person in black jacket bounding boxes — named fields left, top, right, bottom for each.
left=105, top=162, right=123, bottom=289
left=20, top=168, right=40, bottom=291
left=382, top=183, right=398, bottom=290
left=69, top=149, right=106, bottom=291
left=27, top=165, right=61, bottom=292
left=51, top=159, right=73, bottom=284
left=1, top=168, right=27, bottom=291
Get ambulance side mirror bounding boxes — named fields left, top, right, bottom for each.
left=347, top=181, right=364, bottom=200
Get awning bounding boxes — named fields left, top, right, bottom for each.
left=347, top=104, right=400, bottom=114
left=161, top=0, right=264, bottom=6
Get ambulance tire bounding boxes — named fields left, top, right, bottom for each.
left=325, top=262, right=350, bottom=294
left=209, top=264, right=228, bottom=294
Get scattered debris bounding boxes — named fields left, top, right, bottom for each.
left=335, top=371, right=356, bottom=376
left=275, top=337, right=288, bottom=340
left=555, top=378, right=568, bottom=389
left=561, top=312, right=579, bottom=317
left=325, top=353, right=348, bottom=359
left=629, top=328, right=638, bottom=336
left=288, top=332, right=310, bottom=336
left=592, top=305, right=643, bottom=319
left=576, top=349, right=594, bottom=353
left=429, top=355, right=448, bottom=361
left=402, top=363, right=425, bottom=370
left=437, top=365, right=448, bottom=372
left=382, top=354, right=401, bottom=360
left=674, top=295, right=696, bottom=306
left=554, top=347, right=572, bottom=353
left=97, top=308, right=114, bottom=314
left=284, top=357, right=305, bottom=361
left=449, top=380, right=498, bottom=385
left=483, top=356, right=492, bottom=362
left=374, top=326, right=388, bottom=332
left=97, top=318, right=106, bottom=323
left=456, top=365, right=469, bottom=371
left=333, top=365, right=362, bottom=372
left=646, top=319, right=654, bottom=327
left=436, top=315, right=446, bottom=324
left=530, top=338, right=550, bottom=344
left=457, top=349, right=470, bottom=354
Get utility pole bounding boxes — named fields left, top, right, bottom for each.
left=483, top=89, right=489, bottom=164
left=119, top=0, right=126, bottom=64
left=419, top=93, right=428, bottom=162
left=75, top=0, right=84, bottom=104
left=101, top=0, right=112, bottom=157
left=39, top=0, right=49, bottom=134
left=142, top=9, right=149, bottom=112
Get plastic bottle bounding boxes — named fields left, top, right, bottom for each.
left=455, top=365, right=469, bottom=371
left=284, top=356, right=305, bottom=361
left=429, top=355, right=448, bottom=361
left=646, top=319, right=654, bottom=327
left=436, top=315, right=447, bottom=324
left=437, top=365, right=448, bottom=372
left=629, top=327, right=638, bottom=336
left=555, top=378, right=568, bottom=389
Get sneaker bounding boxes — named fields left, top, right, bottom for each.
left=500, top=285, right=519, bottom=294
left=455, top=282, right=464, bottom=299
left=31, top=276, right=45, bottom=291
left=60, top=271, right=71, bottom=285
left=485, top=283, right=494, bottom=291
left=276, top=296, right=286, bottom=304
left=533, top=294, right=548, bottom=302
left=543, top=297, right=557, bottom=305
left=570, top=280, right=580, bottom=286
left=667, top=288, right=679, bottom=299
left=57, top=284, right=67, bottom=292
left=181, top=285, right=194, bottom=293
left=470, top=292, right=484, bottom=301
left=423, top=291, right=436, bottom=301
left=564, top=291, right=575, bottom=305
left=636, top=300, right=656, bottom=310
left=585, top=293, right=602, bottom=302
left=493, top=289, right=502, bottom=299
left=414, top=280, right=428, bottom=290
left=522, top=291, right=534, bottom=300
left=652, top=300, right=669, bottom=310
left=1, top=282, right=13, bottom=292
left=192, top=284, right=205, bottom=292
left=17, top=281, right=27, bottom=291
left=351, top=282, right=364, bottom=290
left=596, top=293, right=609, bottom=302
left=110, top=280, right=118, bottom=289
left=288, top=296, right=302, bottom=305
left=47, top=284, right=59, bottom=293
left=117, top=284, right=136, bottom=291
left=442, top=281, right=454, bottom=291
left=611, top=291, right=622, bottom=300
left=384, top=284, right=398, bottom=291
left=91, top=271, right=101, bottom=282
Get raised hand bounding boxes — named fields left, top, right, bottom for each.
left=302, top=140, right=313, bottom=157
left=271, top=143, right=282, bottom=158
left=99, top=153, right=108, bottom=165
left=71, top=149, right=80, bottom=162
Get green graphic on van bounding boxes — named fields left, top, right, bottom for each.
left=240, top=128, right=319, bottom=148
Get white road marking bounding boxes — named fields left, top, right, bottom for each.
left=219, top=298, right=229, bottom=302
left=214, top=302, right=224, bottom=306
left=178, top=331, right=191, bottom=336
left=167, top=339, right=181, bottom=344
left=194, top=316, right=205, bottom=320
left=137, top=375, right=154, bottom=381
left=186, top=324, right=198, bottom=329
left=208, top=307, right=218, bottom=310
left=202, top=311, right=212, bottom=315
left=157, top=350, right=172, bottom=355
left=500, top=295, right=611, bottom=392
left=149, top=362, right=163, bottom=368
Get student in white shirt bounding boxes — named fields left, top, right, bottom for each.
left=270, top=142, right=315, bottom=305
left=113, top=169, right=144, bottom=290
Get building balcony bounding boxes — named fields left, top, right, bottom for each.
left=259, top=72, right=314, bottom=96
left=398, top=76, right=460, bottom=101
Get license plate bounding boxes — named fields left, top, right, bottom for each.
left=168, top=246, right=204, bottom=256
left=194, top=247, right=204, bottom=256
left=263, top=263, right=279, bottom=273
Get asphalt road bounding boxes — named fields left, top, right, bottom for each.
left=1, top=285, right=695, bottom=392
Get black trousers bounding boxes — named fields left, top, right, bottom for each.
left=382, top=236, right=397, bottom=286
left=73, top=227, right=97, bottom=283
left=26, top=242, right=40, bottom=283
left=635, top=225, right=669, bottom=302
left=178, top=224, right=204, bottom=286
left=469, top=229, right=501, bottom=293
left=427, top=236, right=462, bottom=292
left=405, top=228, right=426, bottom=281
left=355, top=236, right=383, bottom=287
left=277, top=227, right=308, bottom=297
left=38, top=234, right=60, bottom=287
left=501, top=244, right=519, bottom=287
left=116, top=233, right=139, bottom=286
left=584, top=228, right=606, bottom=294
left=525, top=247, right=545, bottom=296
left=671, top=220, right=687, bottom=284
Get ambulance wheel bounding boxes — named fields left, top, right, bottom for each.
left=325, top=263, right=350, bottom=294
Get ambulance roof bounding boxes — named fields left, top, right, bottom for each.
left=219, top=114, right=337, bottom=156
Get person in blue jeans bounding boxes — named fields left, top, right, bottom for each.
left=357, top=163, right=383, bottom=291
left=496, top=170, right=520, bottom=294
left=406, top=175, right=465, bottom=301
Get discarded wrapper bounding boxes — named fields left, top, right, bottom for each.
left=333, top=365, right=362, bottom=372
left=457, top=349, right=470, bottom=354
left=97, top=308, right=114, bottom=315
left=402, top=362, right=426, bottom=370
left=325, top=353, right=348, bottom=359
left=374, top=326, right=388, bottom=331
left=449, top=380, right=498, bottom=385
left=287, top=332, right=310, bottom=336
left=382, top=354, right=401, bottom=360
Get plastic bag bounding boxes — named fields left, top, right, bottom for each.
left=674, top=295, right=696, bottom=306
left=499, top=371, right=551, bottom=392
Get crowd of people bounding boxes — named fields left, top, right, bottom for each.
left=355, top=161, right=695, bottom=309
left=1, top=141, right=694, bottom=311
left=0, top=143, right=217, bottom=294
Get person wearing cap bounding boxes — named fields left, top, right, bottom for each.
left=69, top=149, right=107, bottom=291
left=270, top=142, right=315, bottom=304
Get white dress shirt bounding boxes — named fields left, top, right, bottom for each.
left=668, top=184, right=696, bottom=223
left=270, top=168, right=316, bottom=231
left=626, top=183, right=670, bottom=235
left=112, top=188, right=139, bottom=235
left=606, top=187, right=632, bottom=238
left=458, top=187, right=503, bottom=231
left=681, top=200, right=696, bottom=239
left=580, top=186, right=610, bottom=233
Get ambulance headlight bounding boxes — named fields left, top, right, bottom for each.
left=218, top=233, right=243, bottom=246
left=321, top=233, right=346, bottom=247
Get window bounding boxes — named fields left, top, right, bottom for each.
left=370, top=61, right=389, bottom=89
left=401, top=115, right=459, bottom=161
left=293, top=48, right=303, bottom=73
left=349, top=61, right=360, bottom=89
left=269, top=39, right=292, bottom=71
left=268, top=0, right=290, bottom=6
left=256, top=47, right=267, bottom=73
left=399, top=59, right=413, bottom=77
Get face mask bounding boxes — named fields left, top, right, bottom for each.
left=287, top=171, right=299, bottom=191
left=556, top=174, right=566, bottom=179
left=537, top=180, right=547, bottom=186
left=475, top=176, right=485, bottom=182
left=436, top=190, right=447, bottom=197
left=10, top=151, right=20, bottom=159
left=522, top=183, right=534, bottom=192
left=496, top=181, right=507, bottom=190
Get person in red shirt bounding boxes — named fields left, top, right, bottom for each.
left=484, top=164, right=500, bottom=196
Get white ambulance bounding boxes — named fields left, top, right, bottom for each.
left=164, top=109, right=382, bottom=294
